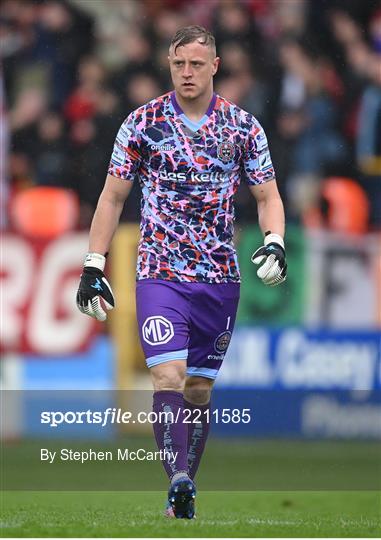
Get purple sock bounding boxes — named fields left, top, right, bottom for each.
left=152, top=390, right=189, bottom=480
left=184, top=399, right=211, bottom=480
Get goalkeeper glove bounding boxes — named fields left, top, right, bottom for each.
left=251, top=233, right=287, bottom=286
left=76, top=253, right=115, bottom=321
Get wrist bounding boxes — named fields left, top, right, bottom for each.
left=84, top=252, right=106, bottom=271
left=264, top=232, right=284, bottom=250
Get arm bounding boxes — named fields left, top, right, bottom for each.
left=249, top=180, right=287, bottom=286
left=249, top=180, right=285, bottom=239
left=88, top=173, right=133, bottom=255
left=77, top=111, right=141, bottom=320
left=242, top=118, right=285, bottom=243
left=242, top=117, right=287, bottom=286
left=76, top=174, right=133, bottom=321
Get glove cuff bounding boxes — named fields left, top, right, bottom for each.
left=84, top=252, right=106, bottom=271
left=264, top=233, right=284, bottom=250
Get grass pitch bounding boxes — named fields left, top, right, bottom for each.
left=1, top=490, right=380, bottom=537
left=2, top=438, right=380, bottom=536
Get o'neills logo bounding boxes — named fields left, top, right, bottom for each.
left=151, top=144, right=175, bottom=151
left=217, top=141, right=235, bottom=163
left=159, top=170, right=230, bottom=183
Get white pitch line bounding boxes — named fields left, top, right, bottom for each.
left=248, top=517, right=302, bottom=526
left=0, top=520, right=25, bottom=529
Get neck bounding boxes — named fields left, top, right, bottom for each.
left=174, top=87, right=214, bottom=122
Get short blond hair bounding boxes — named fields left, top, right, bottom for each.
left=170, top=25, right=216, bottom=56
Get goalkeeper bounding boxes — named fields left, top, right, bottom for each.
left=76, top=25, right=286, bottom=519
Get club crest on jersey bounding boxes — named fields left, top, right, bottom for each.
left=214, top=330, right=232, bottom=353
left=217, top=141, right=235, bottom=163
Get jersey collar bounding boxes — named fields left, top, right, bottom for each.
left=170, top=91, right=217, bottom=132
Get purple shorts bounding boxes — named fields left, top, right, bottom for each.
left=136, top=279, right=240, bottom=379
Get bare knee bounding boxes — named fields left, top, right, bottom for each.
left=184, top=376, right=213, bottom=405
left=150, top=360, right=186, bottom=392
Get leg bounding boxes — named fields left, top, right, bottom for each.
left=184, top=375, right=213, bottom=406
left=150, top=360, right=190, bottom=480
left=150, top=361, right=196, bottom=518
left=184, top=375, right=214, bottom=479
left=186, top=282, right=240, bottom=481
left=136, top=280, right=196, bottom=518
left=136, top=279, right=190, bottom=479
left=150, top=360, right=186, bottom=393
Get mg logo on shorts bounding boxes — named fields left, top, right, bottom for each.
left=142, top=316, right=174, bottom=346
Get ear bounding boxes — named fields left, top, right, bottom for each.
left=212, top=56, right=220, bottom=76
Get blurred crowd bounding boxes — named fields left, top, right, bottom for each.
left=1, top=0, right=381, bottom=231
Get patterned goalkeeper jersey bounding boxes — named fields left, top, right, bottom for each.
left=108, top=92, right=275, bottom=283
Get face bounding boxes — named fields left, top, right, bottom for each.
left=168, top=40, right=219, bottom=101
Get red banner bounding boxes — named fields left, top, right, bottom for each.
left=1, top=232, right=99, bottom=355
